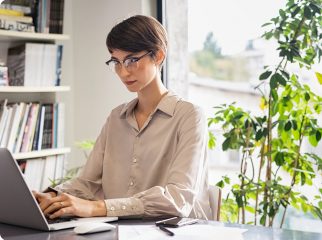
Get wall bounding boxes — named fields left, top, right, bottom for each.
left=65, top=0, right=155, bottom=168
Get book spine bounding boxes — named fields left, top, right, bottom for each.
left=0, top=8, right=24, bottom=17
left=0, top=18, right=35, bottom=32
left=0, top=14, right=33, bottom=23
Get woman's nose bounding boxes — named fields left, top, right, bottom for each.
left=117, top=65, right=131, bottom=77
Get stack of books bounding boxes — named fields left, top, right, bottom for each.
left=0, top=0, right=65, bottom=34
left=7, top=43, right=63, bottom=86
left=0, top=100, right=65, bottom=153
left=0, top=3, right=34, bottom=32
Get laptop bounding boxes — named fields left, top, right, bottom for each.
left=0, top=148, right=118, bottom=231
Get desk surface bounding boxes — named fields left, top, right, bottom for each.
left=0, top=219, right=321, bottom=240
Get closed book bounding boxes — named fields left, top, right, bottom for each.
left=1, top=104, right=18, bottom=151
left=15, top=103, right=31, bottom=153
left=0, top=8, right=24, bottom=17
left=7, top=102, right=25, bottom=152
left=41, top=155, right=56, bottom=190
left=24, top=158, right=46, bottom=191
left=0, top=14, right=33, bottom=23
left=20, top=103, right=39, bottom=152
left=56, top=102, right=64, bottom=148
left=41, top=104, right=53, bottom=149
left=0, top=18, right=34, bottom=32
left=0, top=107, right=13, bottom=147
left=0, top=4, right=32, bottom=15
left=36, top=105, right=45, bottom=150
left=8, top=43, right=59, bottom=87
left=54, top=154, right=65, bottom=180
left=0, top=99, right=9, bottom=143
left=27, top=103, right=40, bottom=152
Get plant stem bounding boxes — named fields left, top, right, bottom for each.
left=280, top=106, right=307, bottom=228
left=240, top=151, right=246, bottom=224
left=254, top=141, right=265, bottom=225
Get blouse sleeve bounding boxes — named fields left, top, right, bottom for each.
left=54, top=117, right=109, bottom=200
left=104, top=106, right=208, bottom=218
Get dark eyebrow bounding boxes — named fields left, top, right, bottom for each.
left=110, top=53, right=139, bottom=61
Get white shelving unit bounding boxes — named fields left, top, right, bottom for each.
left=0, top=86, right=70, bottom=93
left=13, top=147, right=71, bottom=160
left=0, top=29, right=70, bottom=41
left=0, top=31, right=70, bottom=164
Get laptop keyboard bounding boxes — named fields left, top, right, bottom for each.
left=47, top=216, right=77, bottom=224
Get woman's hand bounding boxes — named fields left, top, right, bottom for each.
left=35, top=192, right=107, bottom=219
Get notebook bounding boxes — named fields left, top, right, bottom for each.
left=0, top=148, right=117, bottom=231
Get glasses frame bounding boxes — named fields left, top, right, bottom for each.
left=105, top=51, right=153, bottom=73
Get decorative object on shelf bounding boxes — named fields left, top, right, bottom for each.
left=208, top=0, right=322, bottom=227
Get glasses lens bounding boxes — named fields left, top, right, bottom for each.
left=107, top=61, right=117, bottom=73
left=124, top=58, right=139, bottom=72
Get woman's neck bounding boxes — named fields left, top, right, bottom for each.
left=136, top=79, right=168, bottom=115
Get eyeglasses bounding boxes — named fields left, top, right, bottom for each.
left=106, top=51, right=153, bottom=73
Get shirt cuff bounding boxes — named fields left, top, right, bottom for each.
left=104, top=197, right=144, bottom=217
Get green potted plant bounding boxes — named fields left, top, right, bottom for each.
left=208, top=0, right=322, bottom=227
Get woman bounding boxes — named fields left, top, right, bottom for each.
left=34, top=15, right=211, bottom=220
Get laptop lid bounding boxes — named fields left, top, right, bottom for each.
left=0, top=148, right=50, bottom=230
left=0, top=148, right=117, bottom=231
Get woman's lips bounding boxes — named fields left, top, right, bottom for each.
left=124, top=80, right=137, bottom=85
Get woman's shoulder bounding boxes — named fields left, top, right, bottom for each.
left=175, top=97, right=205, bottom=117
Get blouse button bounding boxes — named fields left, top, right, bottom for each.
left=130, top=181, right=134, bottom=186
left=133, top=158, right=137, bottom=163
left=122, top=206, right=126, bottom=210
left=110, top=207, right=115, bottom=211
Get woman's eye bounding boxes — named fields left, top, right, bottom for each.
left=128, top=58, right=138, bottom=64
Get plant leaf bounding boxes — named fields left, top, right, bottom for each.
left=316, top=131, right=322, bottom=142
left=315, top=72, right=322, bottom=85
left=259, top=71, right=272, bottom=80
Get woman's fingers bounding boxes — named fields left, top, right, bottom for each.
left=49, top=206, right=74, bottom=219
left=41, top=194, right=65, bottom=213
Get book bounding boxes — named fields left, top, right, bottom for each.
left=56, top=102, right=64, bottom=148
left=27, top=103, right=40, bottom=152
left=0, top=106, right=13, bottom=147
left=6, top=102, right=25, bottom=152
left=0, top=14, right=33, bottom=23
left=20, top=103, right=39, bottom=152
left=41, top=155, right=56, bottom=190
left=7, top=43, right=63, bottom=87
left=0, top=4, right=32, bottom=15
left=0, top=99, right=8, bottom=142
left=31, top=103, right=42, bottom=151
left=14, top=103, right=31, bottom=153
left=24, top=157, right=46, bottom=191
left=0, top=8, right=24, bottom=17
left=49, top=0, right=64, bottom=34
left=36, top=104, right=45, bottom=150
left=0, top=18, right=34, bottom=32
left=41, top=104, right=53, bottom=149
left=0, top=65, right=8, bottom=86
left=54, top=154, right=65, bottom=180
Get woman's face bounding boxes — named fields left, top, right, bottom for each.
left=108, top=49, right=159, bottom=93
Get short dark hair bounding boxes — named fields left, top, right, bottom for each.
left=106, top=15, right=167, bottom=56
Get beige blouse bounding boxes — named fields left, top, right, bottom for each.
left=56, top=92, right=211, bottom=219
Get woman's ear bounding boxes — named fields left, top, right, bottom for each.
left=154, top=49, right=166, bottom=67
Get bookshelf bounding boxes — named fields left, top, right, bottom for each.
left=0, top=29, right=70, bottom=41
left=0, top=28, right=70, bottom=190
left=13, top=147, right=70, bottom=160
left=0, top=86, right=70, bottom=92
